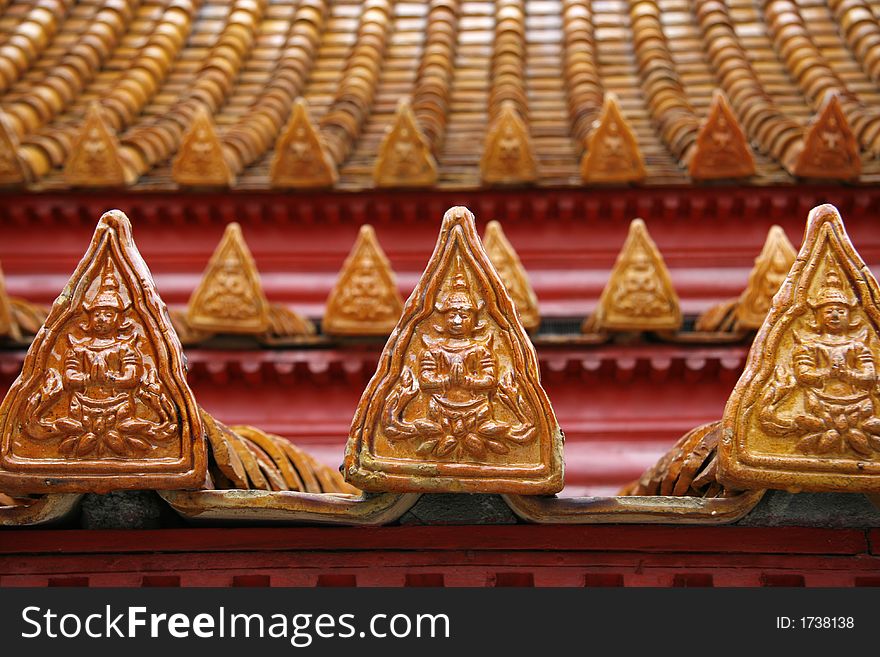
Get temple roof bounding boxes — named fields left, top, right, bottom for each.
left=1, top=0, right=879, bottom=191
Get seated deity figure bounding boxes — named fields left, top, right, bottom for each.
left=612, top=247, right=671, bottom=316
left=24, top=262, right=177, bottom=456
left=202, top=255, right=258, bottom=319
left=337, top=253, right=394, bottom=320
left=760, top=266, right=880, bottom=456
left=416, top=270, right=510, bottom=458
left=793, top=269, right=880, bottom=455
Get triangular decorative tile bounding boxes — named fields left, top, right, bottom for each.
left=187, top=222, right=270, bottom=334
left=323, top=225, right=404, bottom=336
left=373, top=99, right=438, bottom=187
left=720, top=204, right=880, bottom=492
left=586, top=219, right=681, bottom=332
left=483, top=220, right=540, bottom=330
left=64, top=103, right=133, bottom=187
left=0, top=260, right=16, bottom=339
left=172, top=107, right=234, bottom=186
left=0, top=111, right=27, bottom=185
left=344, top=206, right=563, bottom=494
left=793, top=94, right=860, bottom=180
left=688, top=90, right=755, bottom=180
left=271, top=98, right=338, bottom=188
left=734, top=225, right=797, bottom=329
left=0, top=210, right=206, bottom=494
left=480, top=101, right=538, bottom=185
left=580, top=93, right=645, bottom=184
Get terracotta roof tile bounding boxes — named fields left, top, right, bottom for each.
left=1, top=0, right=880, bottom=190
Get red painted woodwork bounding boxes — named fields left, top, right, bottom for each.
left=1, top=186, right=878, bottom=317
left=0, top=526, right=876, bottom=587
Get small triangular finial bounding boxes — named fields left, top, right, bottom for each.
left=0, top=260, right=16, bottom=339
left=344, top=205, right=563, bottom=494
left=734, top=225, right=797, bottom=329
left=581, top=93, right=645, bottom=183
left=688, top=90, right=755, bottom=180
left=483, top=221, right=540, bottom=330
left=720, top=204, right=880, bottom=492
left=792, top=94, right=861, bottom=180
left=586, top=219, right=681, bottom=332
left=373, top=99, right=438, bottom=187
left=172, top=107, right=234, bottom=187
left=64, top=103, right=133, bottom=187
left=0, top=209, right=206, bottom=494
left=0, top=111, right=28, bottom=185
left=480, top=101, right=538, bottom=184
left=323, top=225, right=404, bottom=335
left=187, top=223, right=270, bottom=334
left=271, top=98, right=338, bottom=188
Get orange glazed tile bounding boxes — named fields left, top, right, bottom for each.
left=172, top=106, right=234, bottom=187
left=719, top=204, right=880, bottom=493
left=373, top=98, right=438, bottom=188
left=0, top=210, right=206, bottom=494
left=0, top=110, right=28, bottom=184
left=688, top=90, right=755, bottom=181
left=586, top=218, right=681, bottom=332
left=734, top=225, right=797, bottom=329
left=271, top=98, right=338, bottom=188
left=344, top=206, right=563, bottom=494
left=793, top=94, right=861, bottom=180
left=483, top=220, right=540, bottom=330
left=323, top=224, right=403, bottom=336
left=64, top=102, right=133, bottom=187
left=187, top=222, right=270, bottom=334
left=0, top=260, right=15, bottom=339
left=480, top=101, right=537, bottom=185
left=580, top=93, right=645, bottom=184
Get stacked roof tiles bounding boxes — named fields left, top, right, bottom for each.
left=0, top=0, right=877, bottom=190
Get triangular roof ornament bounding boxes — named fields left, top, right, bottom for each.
left=480, top=101, right=538, bottom=184
left=0, top=260, right=18, bottom=341
left=0, top=210, right=206, bottom=494
left=792, top=93, right=860, bottom=180
left=719, top=204, right=880, bottom=492
left=186, top=222, right=271, bottom=334
left=688, top=90, right=755, bottom=180
left=483, top=220, right=540, bottom=330
left=344, top=206, right=563, bottom=494
left=696, top=225, right=797, bottom=333
left=172, top=106, right=234, bottom=187
left=373, top=98, right=438, bottom=187
left=323, top=224, right=404, bottom=336
left=585, top=218, right=681, bottom=332
left=64, top=102, right=134, bottom=187
left=271, top=98, right=338, bottom=188
left=580, top=93, right=645, bottom=184
left=0, top=111, right=28, bottom=185
left=734, top=225, right=797, bottom=329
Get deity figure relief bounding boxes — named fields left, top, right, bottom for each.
left=23, top=261, right=178, bottom=457
left=611, top=246, right=673, bottom=317
left=498, top=124, right=523, bottom=171
left=337, top=253, right=395, bottom=321
left=752, top=250, right=791, bottom=316
left=596, top=120, right=625, bottom=172
left=287, top=127, right=313, bottom=168
left=189, top=128, right=214, bottom=172
left=83, top=126, right=108, bottom=175
left=758, top=264, right=880, bottom=457
left=202, top=255, right=260, bottom=320
left=382, top=259, right=536, bottom=460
